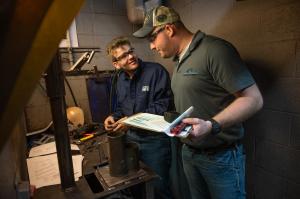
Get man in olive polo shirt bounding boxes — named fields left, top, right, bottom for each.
left=133, top=6, right=263, bottom=199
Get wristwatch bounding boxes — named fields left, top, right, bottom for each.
left=207, top=118, right=222, bottom=135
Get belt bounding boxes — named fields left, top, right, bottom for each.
left=185, top=141, right=240, bottom=155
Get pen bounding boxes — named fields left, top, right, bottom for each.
left=80, top=134, right=94, bottom=142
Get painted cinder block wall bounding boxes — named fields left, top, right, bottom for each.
left=25, top=0, right=300, bottom=198
left=162, top=0, right=300, bottom=198
left=25, top=0, right=153, bottom=130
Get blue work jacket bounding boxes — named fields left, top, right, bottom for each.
left=112, top=59, right=174, bottom=120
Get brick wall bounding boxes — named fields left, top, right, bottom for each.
left=167, top=0, right=300, bottom=198
left=25, top=0, right=156, bottom=129
left=24, top=1, right=300, bottom=198
left=76, top=0, right=153, bottom=71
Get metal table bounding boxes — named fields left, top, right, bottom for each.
left=34, top=134, right=157, bottom=199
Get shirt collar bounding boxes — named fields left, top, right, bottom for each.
left=121, top=59, right=143, bottom=80
left=173, top=30, right=205, bottom=63
left=178, top=39, right=192, bottom=63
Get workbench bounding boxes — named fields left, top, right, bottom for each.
left=33, top=134, right=158, bottom=199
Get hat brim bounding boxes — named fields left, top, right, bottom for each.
left=133, top=26, right=154, bottom=38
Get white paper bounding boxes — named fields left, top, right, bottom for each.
left=122, top=106, right=194, bottom=138
left=124, top=113, right=170, bottom=132
left=27, top=154, right=84, bottom=189
left=29, top=142, right=79, bottom=157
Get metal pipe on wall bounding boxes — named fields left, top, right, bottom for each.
left=45, top=52, right=75, bottom=190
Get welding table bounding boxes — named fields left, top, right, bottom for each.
left=33, top=134, right=158, bottom=199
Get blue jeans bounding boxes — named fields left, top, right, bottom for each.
left=170, top=138, right=192, bottom=199
left=127, top=130, right=172, bottom=199
left=182, top=143, right=246, bottom=199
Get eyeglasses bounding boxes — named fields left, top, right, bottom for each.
left=114, top=48, right=135, bottom=62
left=147, top=26, right=165, bottom=42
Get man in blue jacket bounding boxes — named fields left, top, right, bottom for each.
left=104, top=37, right=173, bottom=199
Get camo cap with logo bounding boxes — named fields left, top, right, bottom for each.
left=133, top=6, right=180, bottom=38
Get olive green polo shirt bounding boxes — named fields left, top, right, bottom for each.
left=171, top=31, right=255, bottom=148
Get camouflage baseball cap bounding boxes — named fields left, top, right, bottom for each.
left=133, top=6, right=180, bottom=38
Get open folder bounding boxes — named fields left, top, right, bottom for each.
left=122, top=106, right=194, bottom=138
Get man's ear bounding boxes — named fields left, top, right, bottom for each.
left=165, top=24, right=175, bottom=37
left=112, top=61, right=121, bottom=70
